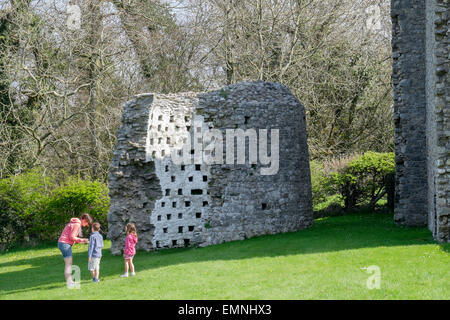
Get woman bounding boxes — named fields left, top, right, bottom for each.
left=58, top=213, right=92, bottom=287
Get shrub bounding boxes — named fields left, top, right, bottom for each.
left=36, top=177, right=110, bottom=241
left=0, top=169, right=53, bottom=249
left=310, top=160, right=328, bottom=207
left=0, top=170, right=110, bottom=250
left=327, top=152, right=395, bottom=211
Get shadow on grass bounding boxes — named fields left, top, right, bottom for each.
left=0, top=213, right=447, bottom=296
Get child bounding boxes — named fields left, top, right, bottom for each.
left=88, top=222, right=104, bottom=283
left=121, top=223, right=138, bottom=278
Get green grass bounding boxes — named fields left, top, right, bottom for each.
left=0, top=213, right=448, bottom=299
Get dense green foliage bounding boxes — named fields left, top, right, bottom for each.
left=0, top=213, right=448, bottom=299
left=0, top=170, right=52, bottom=249
left=0, top=170, right=109, bottom=249
left=311, top=152, right=395, bottom=213
left=36, top=177, right=110, bottom=241
left=310, top=160, right=329, bottom=207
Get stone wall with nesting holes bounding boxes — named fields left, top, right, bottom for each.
left=107, top=81, right=314, bottom=253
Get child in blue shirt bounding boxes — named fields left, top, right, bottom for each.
left=88, top=222, right=104, bottom=282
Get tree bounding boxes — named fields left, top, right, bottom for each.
left=179, top=0, right=393, bottom=158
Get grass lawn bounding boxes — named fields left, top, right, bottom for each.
left=0, top=213, right=448, bottom=300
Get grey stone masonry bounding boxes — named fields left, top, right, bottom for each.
left=392, top=0, right=449, bottom=242
left=392, top=0, right=428, bottom=227
left=107, top=81, right=313, bottom=253
left=107, top=94, right=162, bottom=254
left=426, top=0, right=449, bottom=242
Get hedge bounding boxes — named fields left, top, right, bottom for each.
left=0, top=169, right=110, bottom=250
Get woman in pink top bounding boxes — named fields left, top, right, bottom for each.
left=121, top=223, right=138, bottom=278
left=58, top=213, right=92, bottom=287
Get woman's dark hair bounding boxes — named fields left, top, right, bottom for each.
left=81, top=213, right=93, bottom=225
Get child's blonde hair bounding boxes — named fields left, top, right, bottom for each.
left=125, top=223, right=137, bottom=236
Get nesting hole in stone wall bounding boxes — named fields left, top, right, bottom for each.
left=150, top=138, right=154, bottom=145
left=178, top=213, right=183, bottom=219
left=167, top=137, right=171, bottom=144
left=158, top=137, right=162, bottom=144
left=161, top=150, right=166, bottom=156
left=191, top=189, right=203, bottom=195
left=170, top=115, right=174, bottom=122
left=157, top=215, right=161, bottom=221
left=203, top=201, right=208, bottom=207
left=203, top=175, right=208, bottom=182
left=158, top=124, right=161, bottom=131
left=178, top=226, right=183, bottom=233
left=167, top=214, right=172, bottom=220
left=181, top=165, right=185, bottom=171
left=184, top=239, right=190, bottom=246
left=156, top=241, right=160, bottom=248
left=171, top=176, right=176, bottom=182
left=195, top=164, right=201, bottom=171
left=172, top=201, right=177, bottom=208
left=262, top=203, right=268, bottom=210
left=165, top=165, right=169, bottom=172
left=172, top=240, right=177, bottom=246
left=186, top=126, right=191, bottom=131
left=196, top=212, right=201, bottom=218
left=244, top=116, right=250, bottom=124
left=165, top=189, right=170, bottom=196
left=188, top=226, right=194, bottom=232
left=178, top=189, right=183, bottom=195
left=188, top=176, right=193, bottom=182
left=163, top=228, right=168, bottom=233
left=185, top=201, right=191, bottom=207
left=158, top=115, right=163, bottom=121
left=161, top=202, right=165, bottom=207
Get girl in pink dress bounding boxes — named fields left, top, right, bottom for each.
left=121, top=223, right=138, bottom=277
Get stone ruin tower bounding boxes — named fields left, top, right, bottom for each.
left=107, top=81, right=313, bottom=253
left=392, top=0, right=449, bottom=242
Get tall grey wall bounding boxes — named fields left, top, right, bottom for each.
left=392, top=0, right=449, bottom=242
left=107, top=81, right=313, bottom=254
left=198, top=82, right=313, bottom=246
left=425, top=0, right=449, bottom=242
left=391, top=0, right=428, bottom=226
left=107, top=94, right=162, bottom=254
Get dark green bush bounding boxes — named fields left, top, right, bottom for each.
left=0, top=170, right=110, bottom=250
left=310, top=160, right=329, bottom=207
left=0, top=169, right=53, bottom=249
left=327, top=152, right=395, bottom=211
left=36, top=177, right=110, bottom=241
